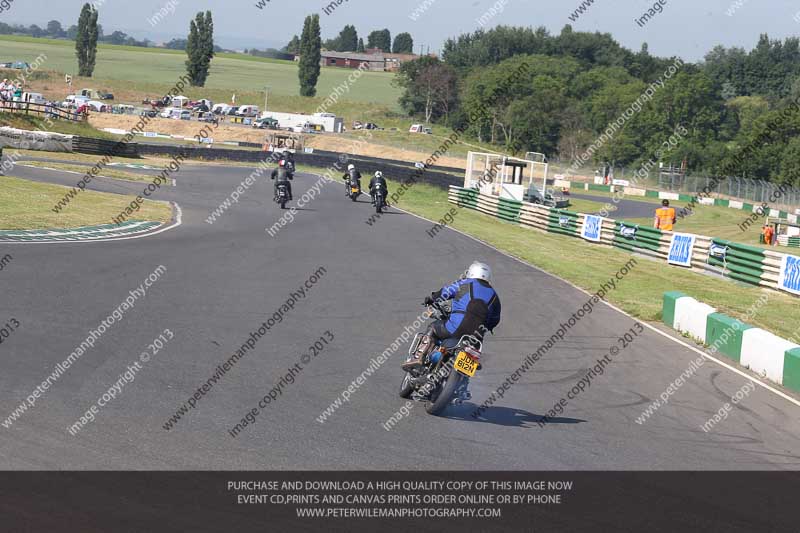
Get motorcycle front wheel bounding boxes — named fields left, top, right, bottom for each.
left=425, top=368, right=463, bottom=415
left=399, top=372, right=414, bottom=399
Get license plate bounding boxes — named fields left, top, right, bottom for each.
left=351, top=187, right=359, bottom=193
left=454, top=351, right=478, bottom=377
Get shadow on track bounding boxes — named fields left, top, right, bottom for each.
left=440, top=403, right=585, bottom=428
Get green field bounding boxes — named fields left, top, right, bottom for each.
left=0, top=36, right=402, bottom=109
left=0, top=175, right=171, bottom=229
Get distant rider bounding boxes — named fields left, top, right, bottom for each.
left=343, top=163, right=362, bottom=196
left=271, top=165, right=293, bottom=201
left=280, top=150, right=296, bottom=175
left=402, top=262, right=501, bottom=371
left=369, top=171, right=388, bottom=208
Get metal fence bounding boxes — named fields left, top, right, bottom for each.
left=657, top=173, right=800, bottom=214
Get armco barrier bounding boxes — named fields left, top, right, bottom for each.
left=73, top=136, right=139, bottom=157
left=448, top=186, right=800, bottom=298
left=663, top=292, right=800, bottom=392
left=137, top=142, right=462, bottom=189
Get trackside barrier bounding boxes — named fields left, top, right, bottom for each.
left=663, top=292, right=800, bottom=392
left=447, top=186, right=800, bottom=298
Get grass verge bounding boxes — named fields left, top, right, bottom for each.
left=17, top=161, right=153, bottom=182
left=0, top=175, right=171, bottom=230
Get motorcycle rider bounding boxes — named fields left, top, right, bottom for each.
left=402, top=262, right=501, bottom=371
left=271, top=164, right=293, bottom=201
left=369, top=171, right=389, bottom=207
left=343, top=163, right=362, bottom=196
left=280, top=149, right=296, bottom=175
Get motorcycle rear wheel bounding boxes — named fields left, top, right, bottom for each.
left=425, top=368, right=463, bottom=415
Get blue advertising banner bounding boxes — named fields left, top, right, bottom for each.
left=668, top=233, right=696, bottom=267
left=779, top=254, right=800, bottom=295
left=581, top=215, right=602, bottom=242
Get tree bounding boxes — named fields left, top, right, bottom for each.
left=67, top=25, right=79, bottom=40
left=185, top=11, right=214, bottom=87
left=284, top=35, right=301, bottom=54
left=396, top=57, right=458, bottom=123
left=75, top=3, right=99, bottom=77
left=367, top=29, right=391, bottom=52
left=298, top=14, right=321, bottom=97
left=392, top=32, right=414, bottom=54
left=107, top=30, right=128, bottom=45
left=341, top=25, right=359, bottom=52
left=357, top=38, right=365, bottom=53
left=165, top=38, right=187, bottom=50
left=47, top=20, right=65, bottom=38
left=29, top=25, right=44, bottom=38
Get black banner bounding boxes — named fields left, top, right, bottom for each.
left=0, top=471, right=796, bottom=532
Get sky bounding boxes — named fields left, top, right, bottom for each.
left=2, top=0, right=798, bottom=61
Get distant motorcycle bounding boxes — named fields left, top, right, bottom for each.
left=399, top=300, right=483, bottom=415
left=274, top=182, right=290, bottom=209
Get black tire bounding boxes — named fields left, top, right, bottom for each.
left=376, top=200, right=383, bottom=214
left=351, top=194, right=357, bottom=202
left=425, top=367, right=463, bottom=415
left=280, top=199, right=287, bottom=209
left=399, top=373, right=414, bottom=399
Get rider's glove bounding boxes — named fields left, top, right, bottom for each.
left=423, top=295, right=434, bottom=306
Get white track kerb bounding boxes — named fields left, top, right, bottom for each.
left=663, top=292, right=800, bottom=394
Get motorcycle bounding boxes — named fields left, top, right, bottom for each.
left=399, top=300, right=483, bottom=415
left=373, top=188, right=386, bottom=214
left=274, top=182, right=290, bottom=209
left=348, top=180, right=361, bottom=202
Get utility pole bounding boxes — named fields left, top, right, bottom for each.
left=264, top=85, right=271, bottom=113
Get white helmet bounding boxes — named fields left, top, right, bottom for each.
left=348, top=164, right=355, bottom=171
left=466, top=262, right=492, bottom=283
left=375, top=171, right=383, bottom=178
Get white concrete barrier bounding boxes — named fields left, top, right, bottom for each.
left=741, top=329, right=798, bottom=384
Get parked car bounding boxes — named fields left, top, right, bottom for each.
left=178, top=109, right=192, bottom=120
left=87, top=100, right=110, bottom=112
left=159, top=107, right=177, bottom=118
left=253, top=117, right=279, bottom=129
left=192, top=103, right=210, bottom=113
left=198, top=113, right=218, bottom=123
left=144, top=97, right=170, bottom=108
left=225, top=106, right=240, bottom=116
left=212, top=103, right=231, bottom=115
left=140, top=109, right=158, bottom=118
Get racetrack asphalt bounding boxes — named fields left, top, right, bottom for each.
left=2, top=158, right=799, bottom=470
left=569, top=192, right=656, bottom=220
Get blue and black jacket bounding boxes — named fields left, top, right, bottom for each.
left=433, top=278, right=501, bottom=337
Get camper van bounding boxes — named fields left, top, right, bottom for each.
left=21, top=92, right=46, bottom=105
left=236, top=105, right=260, bottom=117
